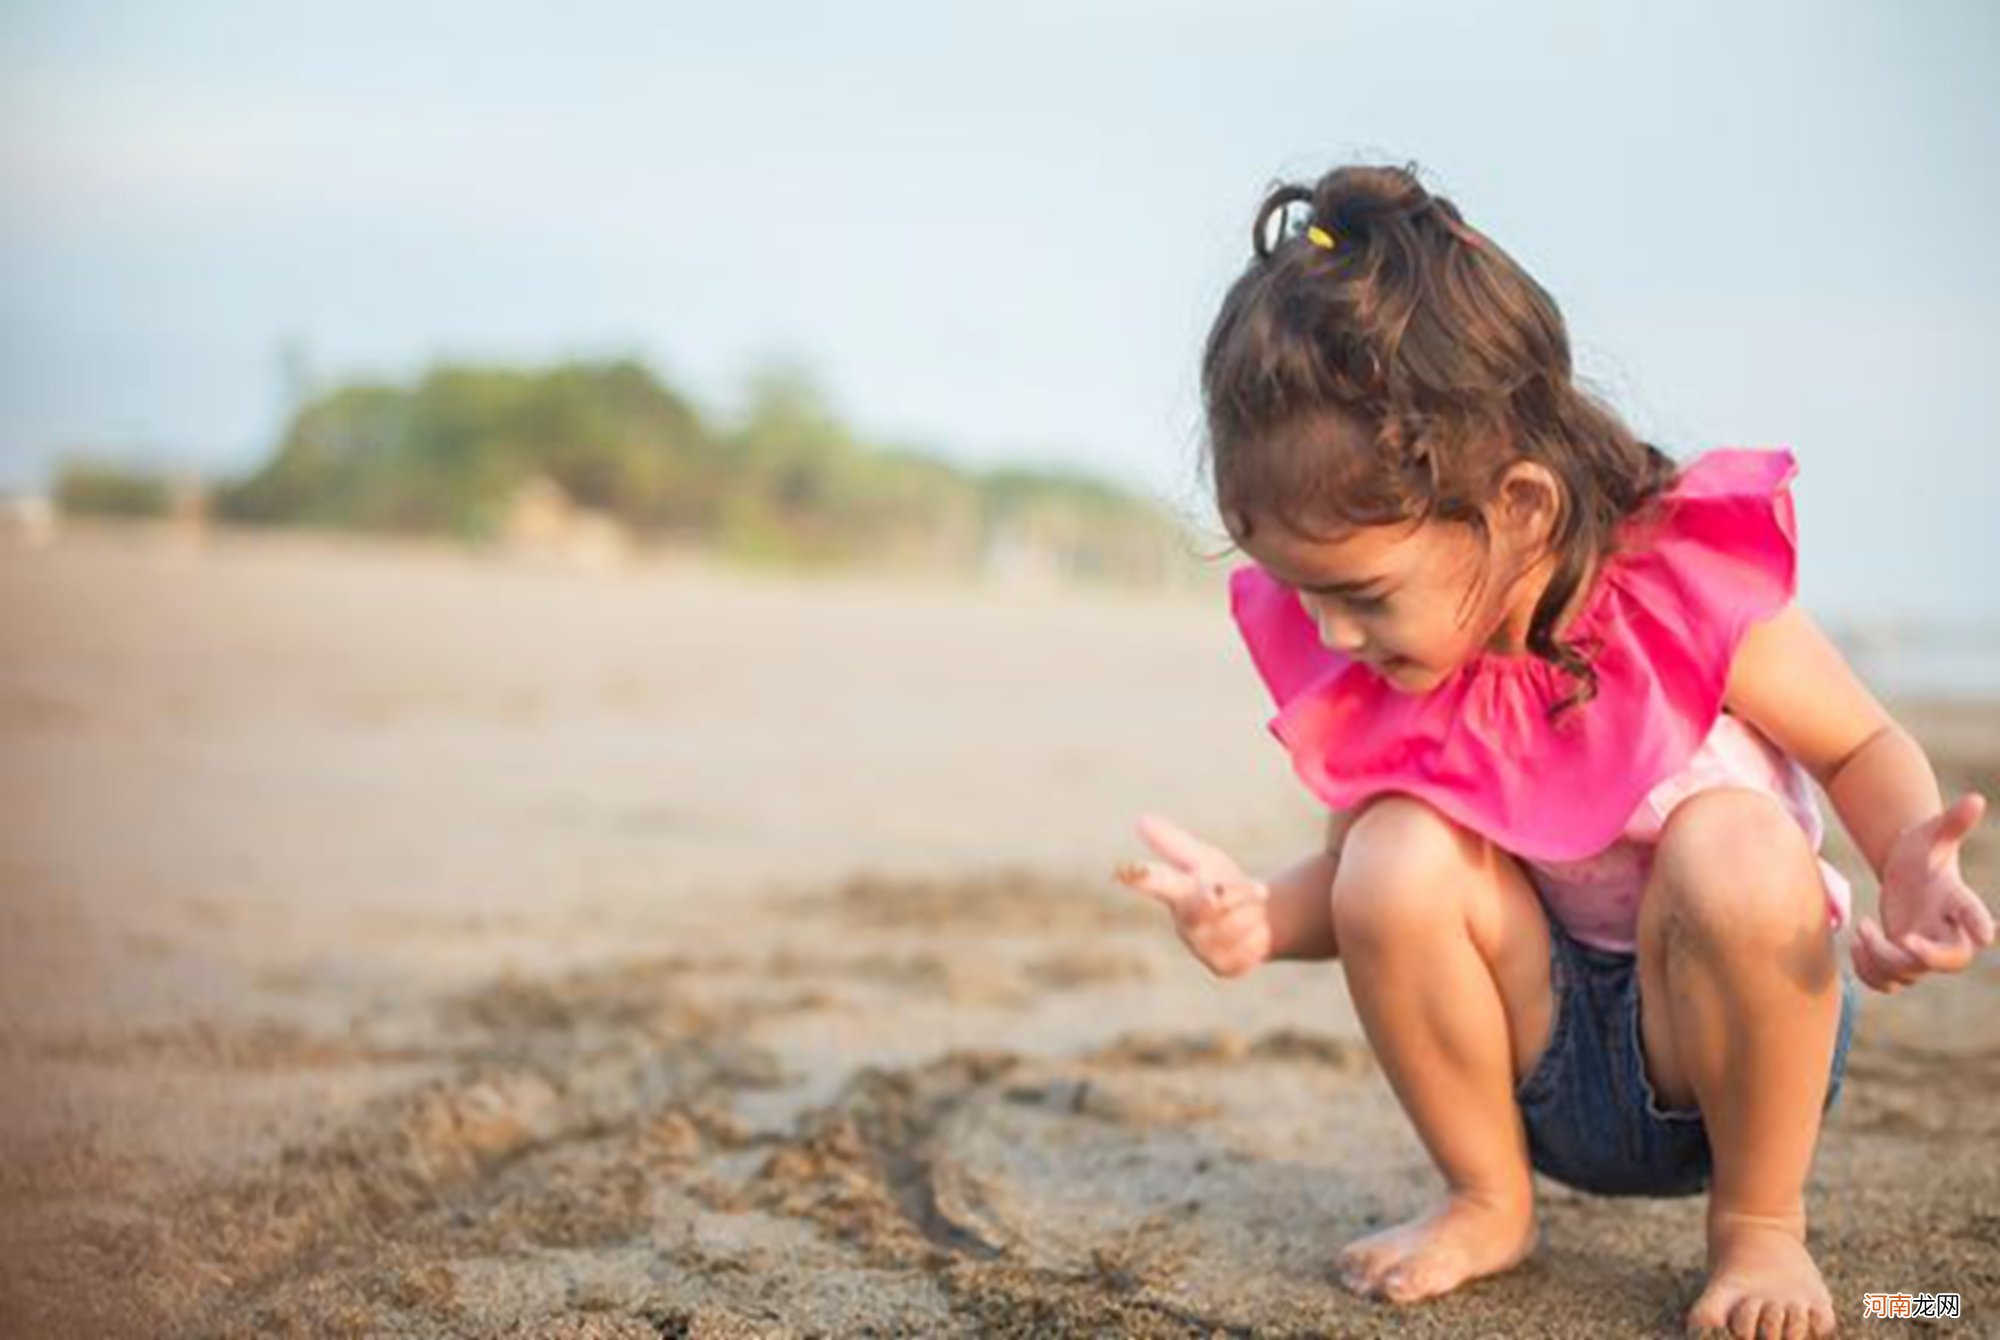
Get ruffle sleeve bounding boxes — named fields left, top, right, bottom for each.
left=1226, top=446, right=1803, bottom=861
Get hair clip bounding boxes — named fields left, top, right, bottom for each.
left=1306, top=225, right=1337, bottom=251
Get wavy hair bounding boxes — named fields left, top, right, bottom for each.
left=1198, top=161, right=1683, bottom=725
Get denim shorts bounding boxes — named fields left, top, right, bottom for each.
left=1512, top=914, right=1859, bottom=1198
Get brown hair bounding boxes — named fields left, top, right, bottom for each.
left=1199, top=161, right=1683, bottom=725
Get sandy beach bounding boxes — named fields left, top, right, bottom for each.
left=1, top=524, right=1994, bottom=1337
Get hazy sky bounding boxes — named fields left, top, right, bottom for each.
left=2, top=0, right=1995, bottom=624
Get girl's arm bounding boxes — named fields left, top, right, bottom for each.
left=1722, top=603, right=1993, bottom=987
left=1821, top=723, right=1944, bottom=882
left=1719, top=602, right=1942, bottom=878
left=1263, top=810, right=1351, bottom=962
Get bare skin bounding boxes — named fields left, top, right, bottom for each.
left=1642, top=788, right=1845, bottom=1338
left=1119, top=797, right=1559, bottom=1303
left=1120, top=784, right=1855, bottom=1334
left=1126, top=456, right=1991, bottom=1329
left=1334, top=787, right=1855, bottom=1334
left=1325, top=794, right=1550, bottom=1304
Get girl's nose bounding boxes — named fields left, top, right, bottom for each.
left=1312, top=607, right=1369, bottom=656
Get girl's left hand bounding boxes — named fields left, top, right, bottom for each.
left=1853, top=792, right=1996, bottom=994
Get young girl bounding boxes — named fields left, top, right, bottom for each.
left=1115, top=163, right=1993, bottom=1339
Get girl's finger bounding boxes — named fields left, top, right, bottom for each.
left=1858, top=915, right=1915, bottom=966
left=1850, top=940, right=1888, bottom=993
left=1214, top=879, right=1271, bottom=912
left=1961, top=791, right=1988, bottom=832
left=1929, top=792, right=1986, bottom=858
left=1853, top=933, right=1906, bottom=994
left=1852, top=952, right=1886, bottom=994
left=1949, top=893, right=1997, bottom=947
left=1875, top=920, right=1929, bottom=984
left=1901, top=927, right=1972, bottom=974
left=1850, top=930, right=1891, bottom=992
left=1860, top=918, right=1925, bottom=985
left=1135, top=812, right=1231, bottom=880
left=1112, top=859, right=1196, bottom=911
left=1848, top=924, right=1873, bottom=973
left=1196, top=877, right=1225, bottom=913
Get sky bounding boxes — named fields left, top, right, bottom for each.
left=2, top=0, right=1996, bottom=630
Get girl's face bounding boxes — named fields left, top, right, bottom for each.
left=1237, top=507, right=1552, bottom=694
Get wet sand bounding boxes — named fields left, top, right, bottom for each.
left=2, top=524, right=1995, bottom=1337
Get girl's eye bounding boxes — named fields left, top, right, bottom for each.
left=1302, top=587, right=1388, bottom=614
left=1315, top=589, right=1387, bottom=611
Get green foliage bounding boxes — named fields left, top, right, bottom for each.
left=53, top=457, right=172, bottom=518
left=216, top=359, right=713, bottom=541
left=210, top=353, right=1200, bottom=585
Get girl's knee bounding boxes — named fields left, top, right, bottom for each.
left=1332, top=794, right=1504, bottom=944
left=1648, top=788, right=1825, bottom=947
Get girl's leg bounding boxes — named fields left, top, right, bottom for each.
left=1330, top=794, right=1555, bottom=1304
left=1636, top=788, right=1842, bottom=1340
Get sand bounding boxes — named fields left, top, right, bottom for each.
left=1, top=523, right=1994, bottom=1337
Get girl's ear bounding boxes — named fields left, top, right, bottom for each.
left=1495, top=461, right=1563, bottom=548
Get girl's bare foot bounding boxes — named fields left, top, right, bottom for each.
left=1687, top=1211, right=1837, bottom=1338
left=1335, top=1189, right=1540, bottom=1304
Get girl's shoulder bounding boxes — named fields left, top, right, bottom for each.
left=1602, top=444, right=1800, bottom=666
left=1226, top=445, right=1804, bottom=862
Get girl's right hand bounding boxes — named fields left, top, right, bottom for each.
left=1112, top=812, right=1273, bottom=978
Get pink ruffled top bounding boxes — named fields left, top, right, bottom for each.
left=1228, top=445, right=1852, bottom=952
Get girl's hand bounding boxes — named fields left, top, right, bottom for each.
left=1853, top=792, right=1996, bottom=995
left=1112, top=812, right=1272, bottom=978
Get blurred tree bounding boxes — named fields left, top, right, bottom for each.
left=53, top=457, right=171, bottom=518
left=206, top=352, right=1202, bottom=589
left=218, top=359, right=713, bottom=540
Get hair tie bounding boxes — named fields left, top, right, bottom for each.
left=1306, top=224, right=1338, bottom=251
